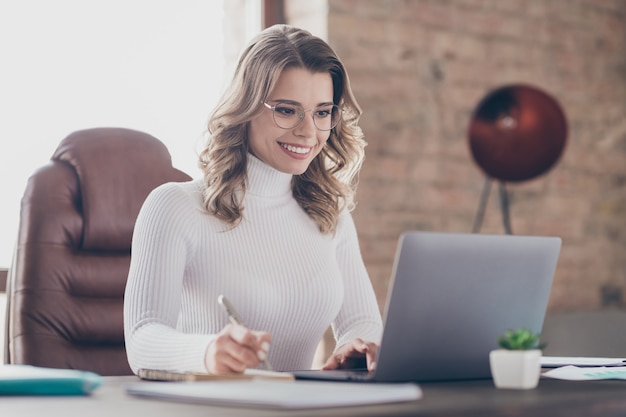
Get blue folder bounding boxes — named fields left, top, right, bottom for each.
left=0, top=365, right=102, bottom=395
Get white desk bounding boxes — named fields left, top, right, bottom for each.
left=2, top=375, right=626, bottom=417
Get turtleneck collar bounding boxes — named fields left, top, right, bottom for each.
left=246, top=154, right=293, bottom=197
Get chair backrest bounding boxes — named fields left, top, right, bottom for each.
left=4, top=127, right=192, bottom=375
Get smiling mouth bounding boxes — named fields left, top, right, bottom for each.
left=279, top=142, right=311, bottom=155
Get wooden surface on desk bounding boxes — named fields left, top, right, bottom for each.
left=1, top=375, right=626, bottom=417
left=419, top=377, right=626, bottom=416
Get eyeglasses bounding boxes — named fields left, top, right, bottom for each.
left=263, top=101, right=342, bottom=131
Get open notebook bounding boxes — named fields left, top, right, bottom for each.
left=293, top=231, right=562, bottom=383
left=126, top=379, right=421, bottom=409
left=0, top=365, right=102, bottom=395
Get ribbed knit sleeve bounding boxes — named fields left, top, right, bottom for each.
left=124, top=182, right=213, bottom=374
left=332, top=210, right=384, bottom=349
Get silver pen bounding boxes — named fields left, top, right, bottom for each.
left=217, top=294, right=273, bottom=371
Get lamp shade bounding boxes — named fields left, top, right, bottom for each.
left=468, top=85, right=567, bottom=182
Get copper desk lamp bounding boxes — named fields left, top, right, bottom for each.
left=468, top=84, right=568, bottom=234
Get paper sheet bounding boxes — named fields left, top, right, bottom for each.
left=543, top=365, right=626, bottom=381
left=541, top=356, right=626, bottom=368
left=126, top=379, right=422, bottom=409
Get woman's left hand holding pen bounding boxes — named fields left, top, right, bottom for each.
left=204, top=323, right=272, bottom=375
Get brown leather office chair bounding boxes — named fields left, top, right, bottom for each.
left=4, top=127, right=192, bottom=375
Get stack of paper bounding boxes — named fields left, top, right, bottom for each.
left=541, top=356, right=626, bottom=381
left=541, top=356, right=626, bottom=368
left=543, top=365, right=626, bottom=381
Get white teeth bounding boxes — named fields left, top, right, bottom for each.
left=281, top=143, right=309, bottom=154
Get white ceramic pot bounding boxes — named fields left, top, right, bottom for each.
left=489, top=349, right=542, bottom=389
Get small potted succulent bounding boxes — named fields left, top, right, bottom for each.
left=489, top=327, right=545, bottom=389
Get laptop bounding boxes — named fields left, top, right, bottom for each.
left=292, top=231, right=561, bottom=383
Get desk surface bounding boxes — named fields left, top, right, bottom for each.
left=1, top=375, right=626, bottom=417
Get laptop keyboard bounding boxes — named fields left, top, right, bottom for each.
left=344, top=370, right=374, bottom=381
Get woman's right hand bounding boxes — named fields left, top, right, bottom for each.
left=204, top=323, right=271, bottom=375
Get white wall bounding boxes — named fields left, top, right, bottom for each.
left=0, top=0, right=227, bottom=268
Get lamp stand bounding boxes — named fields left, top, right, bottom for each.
left=472, top=177, right=513, bottom=234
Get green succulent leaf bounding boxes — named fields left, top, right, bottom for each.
left=497, top=327, right=546, bottom=350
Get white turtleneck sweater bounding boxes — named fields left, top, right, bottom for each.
left=123, top=155, right=383, bottom=374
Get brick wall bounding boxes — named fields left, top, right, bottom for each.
left=312, top=0, right=626, bottom=313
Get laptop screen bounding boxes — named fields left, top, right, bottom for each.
left=374, top=232, right=561, bottom=382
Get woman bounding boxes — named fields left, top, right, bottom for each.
left=124, top=24, right=383, bottom=375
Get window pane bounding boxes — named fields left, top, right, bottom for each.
left=0, top=0, right=228, bottom=267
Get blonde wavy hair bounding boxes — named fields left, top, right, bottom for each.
left=199, top=24, right=365, bottom=235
